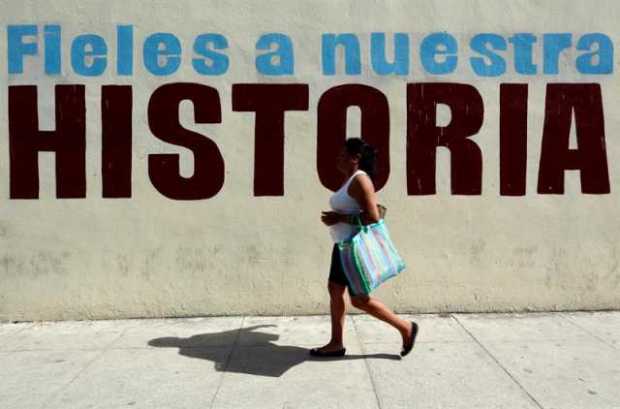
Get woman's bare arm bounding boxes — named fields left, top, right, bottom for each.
left=348, top=173, right=380, bottom=225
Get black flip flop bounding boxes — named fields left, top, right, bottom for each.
left=401, top=321, right=418, bottom=357
left=309, top=347, right=346, bottom=357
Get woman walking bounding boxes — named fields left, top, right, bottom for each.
left=310, top=138, right=418, bottom=358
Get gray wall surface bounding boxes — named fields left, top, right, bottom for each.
left=1, top=0, right=619, bottom=321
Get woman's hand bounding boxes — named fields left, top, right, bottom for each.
left=321, top=211, right=343, bottom=226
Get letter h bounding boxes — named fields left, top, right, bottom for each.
left=9, top=85, right=86, bottom=198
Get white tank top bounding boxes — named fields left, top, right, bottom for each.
left=328, top=169, right=366, bottom=243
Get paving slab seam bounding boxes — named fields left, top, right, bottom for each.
left=108, top=345, right=233, bottom=351
left=558, top=313, right=618, bottom=350
left=39, top=325, right=132, bottom=409
left=3, top=347, right=132, bottom=353
left=450, top=314, right=546, bottom=409
left=208, top=315, right=245, bottom=409
left=351, top=316, right=384, bottom=409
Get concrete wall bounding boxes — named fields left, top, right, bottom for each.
left=1, top=0, right=619, bottom=321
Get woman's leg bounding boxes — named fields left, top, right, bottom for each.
left=328, top=281, right=347, bottom=348
left=350, top=295, right=413, bottom=344
left=314, top=280, right=347, bottom=351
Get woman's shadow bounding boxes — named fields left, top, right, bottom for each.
left=148, top=325, right=400, bottom=378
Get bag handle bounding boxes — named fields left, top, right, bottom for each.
left=354, top=204, right=387, bottom=228
left=354, top=214, right=364, bottom=229
left=354, top=214, right=376, bottom=233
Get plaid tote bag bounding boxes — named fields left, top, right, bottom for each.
left=337, top=218, right=406, bottom=296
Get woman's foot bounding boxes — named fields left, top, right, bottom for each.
left=401, top=321, right=418, bottom=357
left=309, top=342, right=346, bottom=357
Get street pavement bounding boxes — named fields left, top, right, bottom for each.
left=1, top=311, right=619, bottom=409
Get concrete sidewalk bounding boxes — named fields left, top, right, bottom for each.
left=1, top=312, right=619, bottom=409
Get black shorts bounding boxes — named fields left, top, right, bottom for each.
left=328, top=244, right=351, bottom=289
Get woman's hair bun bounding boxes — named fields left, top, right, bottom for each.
left=345, top=137, right=378, bottom=180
